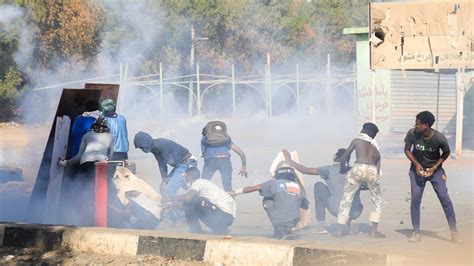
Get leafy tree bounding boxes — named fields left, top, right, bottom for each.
left=0, top=67, right=23, bottom=120
left=29, top=0, right=103, bottom=72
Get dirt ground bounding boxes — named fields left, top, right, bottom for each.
left=0, top=247, right=208, bottom=265
left=0, top=115, right=473, bottom=265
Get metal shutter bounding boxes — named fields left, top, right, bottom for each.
left=391, top=70, right=457, bottom=134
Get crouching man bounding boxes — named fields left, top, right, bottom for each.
left=164, top=167, right=235, bottom=234
left=231, top=161, right=308, bottom=240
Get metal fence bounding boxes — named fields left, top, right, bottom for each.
left=34, top=56, right=356, bottom=118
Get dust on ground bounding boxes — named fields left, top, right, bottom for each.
left=0, top=115, right=473, bottom=265
left=0, top=247, right=208, bottom=265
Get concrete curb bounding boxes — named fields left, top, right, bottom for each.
left=0, top=223, right=390, bottom=265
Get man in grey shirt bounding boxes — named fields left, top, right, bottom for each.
left=283, top=148, right=364, bottom=234
left=231, top=161, right=308, bottom=240
left=59, top=118, right=114, bottom=226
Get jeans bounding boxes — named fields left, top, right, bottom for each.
left=166, top=159, right=197, bottom=197
left=409, top=166, right=457, bottom=232
left=314, top=182, right=363, bottom=222
left=202, top=157, right=233, bottom=191
left=184, top=196, right=234, bottom=234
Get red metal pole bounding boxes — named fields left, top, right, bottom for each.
left=95, top=162, right=108, bottom=227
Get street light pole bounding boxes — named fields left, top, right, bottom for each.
left=188, top=24, right=208, bottom=116
left=188, top=25, right=196, bottom=116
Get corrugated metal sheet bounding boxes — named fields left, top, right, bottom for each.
left=391, top=70, right=457, bottom=133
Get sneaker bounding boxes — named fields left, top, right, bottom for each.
left=311, top=222, right=328, bottom=234
left=451, top=232, right=464, bottom=244
left=408, top=231, right=421, bottom=242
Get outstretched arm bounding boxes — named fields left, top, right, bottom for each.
left=282, top=149, right=319, bottom=175
left=231, top=143, right=248, bottom=177
left=229, top=184, right=262, bottom=197
left=339, top=140, right=356, bottom=162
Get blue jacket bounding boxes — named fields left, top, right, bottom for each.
left=105, top=114, right=129, bottom=153
left=70, top=112, right=99, bottom=157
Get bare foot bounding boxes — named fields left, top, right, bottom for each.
left=370, top=231, right=386, bottom=238
left=332, top=230, right=346, bottom=238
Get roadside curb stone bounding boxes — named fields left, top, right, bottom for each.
left=0, top=223, right=397, bottom=265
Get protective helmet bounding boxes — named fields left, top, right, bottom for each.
left=275, top=161, right=296, bottom=181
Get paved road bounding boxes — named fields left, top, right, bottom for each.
left=1, top=115, right=472, bottom=264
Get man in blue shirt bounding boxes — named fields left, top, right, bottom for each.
left=201, top=137, right=247, bottom=192
left=70, top=101, right=101, bottom=157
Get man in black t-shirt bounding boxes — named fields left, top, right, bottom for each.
left=404, top=111, right=462, bottom=244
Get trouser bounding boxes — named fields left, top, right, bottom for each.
left=262, top=198, right=300, bottom=236
left=184, top=196, right=234, bottom=234
left=409, top=166, right=457, bottom=232
left=338, top=163, right=382, bottom=225
left=165, top=159, right=198, bottom=197
left=313, top=182, right=363, bottom=222
left=202, top=157, right=233, bottom=191
left=130, top=200, right=161, bottom=230
left=60, top=162, right=96, bottom=226
left=111, top=152, right=128, bottom=160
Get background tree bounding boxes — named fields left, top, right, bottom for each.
left=0, top=0, right=369, bottom=121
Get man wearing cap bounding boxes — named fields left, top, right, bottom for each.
left=101, top=99, right=129, bottom=160
left=230, top=161, right=308, bottom=240
left=334, top=122, right=385, bottom=238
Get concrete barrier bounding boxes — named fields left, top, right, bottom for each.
left=62, top=228, right=139, bottom=256
left=204, top=238, right=294, bottom=265
left=0, top=223, right=396, bottom=265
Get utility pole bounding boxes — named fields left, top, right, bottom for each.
left=188, top=24, right=208, bottom=116
left=188, top=25, right=195, bottom=116
left=326, top=53, right=331, bottom=113
left=267, top=54, right=272, bottom=116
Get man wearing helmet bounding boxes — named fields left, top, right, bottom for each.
left=230, top=161, right=308, bottom=240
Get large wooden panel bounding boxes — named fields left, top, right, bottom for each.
left=27, top=89, right=102, bottom=223
left=84, top=83, right=119, bottom=103
left=27, top=84, right=120, bottom=224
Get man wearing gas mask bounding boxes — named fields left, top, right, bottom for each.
left=230, top=161, right=309, bottom=240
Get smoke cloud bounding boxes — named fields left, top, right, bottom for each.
left=0, top=1, right=360, bottom=230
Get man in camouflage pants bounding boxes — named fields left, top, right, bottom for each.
left=335, top=123, right=385, bottom=238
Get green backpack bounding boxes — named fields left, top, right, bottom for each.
left=202, top=121, right=232, bottom=147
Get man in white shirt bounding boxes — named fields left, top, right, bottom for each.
left=165, top=167, right=235, bottom=234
